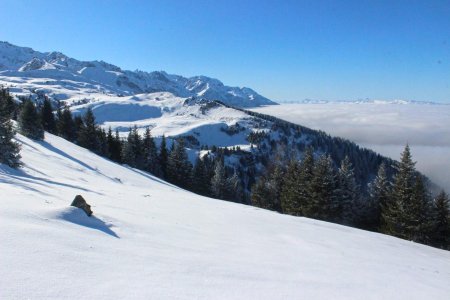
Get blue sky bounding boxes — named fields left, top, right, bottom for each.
left=1, top=0, right=449, bottom=102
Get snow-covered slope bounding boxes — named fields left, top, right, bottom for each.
left=1, top=132, right=450, bottom=299
left=0, top=41, right=276, bottom=107
left=70, top=92, right=254, bottom=147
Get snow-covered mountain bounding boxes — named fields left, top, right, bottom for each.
left=1, top=131, right=449, bottom=299
left=0, top=41, right=276, bottom=107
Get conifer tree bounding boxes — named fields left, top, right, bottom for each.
left=432, top=191, right=450, bottom=249
left=77, top=108, right=100, bottom=153
left=211, top=159, right=228, bottom=200
left=192, top=156, right=211, bottom=196
left=280, top=159, right=301, bottom=215
left=40, top=98, right=56, bottom=134
left=107, top=127, right=122, bottom=163
left=0, top=88, right=16, bottom=119
left=18, top=100, right=44, bottom=140
left=167, top=139, right=192, bottom=189
left=159, top=135, right=168, bottom=179
left=251, top=164, right=284, bottom=211
left=0, top=89, right=21, bottom=168
left=306, top=154, right=336, bottom=220
left=57, top=107, right=76, bottom=141
left=227, top=170, right=244, bottom=202
left=368, top=163, right=391, bottom=231
left=296, top=147, right=315, bottom=214
left=337, top=156, right=359, bottom=224
left=142, top=127, right=161, bottom=176
left=121, top=126, right=143, bottom=168
left=383, top=144, right=432, bottom=242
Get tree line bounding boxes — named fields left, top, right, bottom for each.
left=251, top=145, right=450, bottom=250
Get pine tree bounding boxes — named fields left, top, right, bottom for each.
left=0, top=88, right=17, bottom=119
left=40, top=98, right=56, bottom=134
left=18, top=100, right=44, bottom=140
left=57, top=107, right=76, bottom=141
left=106, top=127, right=122, bottom=163
left=306, top=154, right=336, bottom=221
left=192, top=156, right=211, bottom=196
left=211, top=159, right=228, bottom=200
left=77, top=108, right=100, bottom=153
left=280, top=159, right=301, bottom=215
left=142, top=127, right=161, bottom=176
left=251, top=164, right=284, bottom=211
left=368, top=163, right=391, bottom=231
left=383, top=144, right=432, bottom=242
left=166, top=139, right=192, bottom=189
left=0, top=90, right=21, bottom=168
left=337, top=156, right=359, bottom=225
left=432, top=191, right=450, bottom=249
left=227, top=170, right=244, bottom=202
left=159, top=135, right=168, bottom=179
left=297, top=147, right=315, bottom=214
left=121, top=126, right=143, bottom=168
left=407, top=175, right=432, bottom=243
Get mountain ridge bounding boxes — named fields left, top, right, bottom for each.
left=0, top=41, right=276, bottom=107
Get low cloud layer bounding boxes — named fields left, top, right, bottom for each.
left=253, top=103, right=450, bottom=193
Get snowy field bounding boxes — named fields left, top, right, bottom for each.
left=1, top=132, right=450, bottom=299
left=252, top=103, right=450, bottom=193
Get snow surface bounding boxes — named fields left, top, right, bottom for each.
left=252, top=103, right=450, bottom=193
left=1, top=132, right=450, bottom=299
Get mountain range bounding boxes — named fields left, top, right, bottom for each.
left=0, top=41, right=276, bottom=108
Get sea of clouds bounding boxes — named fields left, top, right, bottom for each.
left=253, top=103, right=450, bottom=193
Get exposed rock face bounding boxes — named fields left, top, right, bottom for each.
left=71, top=195, right=93, bottom=216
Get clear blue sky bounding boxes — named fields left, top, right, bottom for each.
left=1, top=0, right=449, bottom=102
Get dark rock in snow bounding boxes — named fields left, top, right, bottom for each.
left=71, top=195, right=93, bottom=216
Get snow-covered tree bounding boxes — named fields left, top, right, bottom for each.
left=368, top=162, right=391, bottom=230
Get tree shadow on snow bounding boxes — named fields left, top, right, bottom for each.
left=58, top=208, right=119, bottom=238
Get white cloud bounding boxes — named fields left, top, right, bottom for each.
left=253, top=103, right=450, bottom=193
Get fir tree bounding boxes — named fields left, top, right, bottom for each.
left=251, top=164, right=284, bottom=211
left=211, top=159, right=228, bottom=200
left=227, top=170, right=244, bottom=202
left=0, top=88, right=17, bottom=119
left=383, top=144, right=432, bottom=242
left=192, top=156, right=211, bottom=196
left=167, top=139, right=192, bottom=189
left=142, top=127, right=161, bottom=176
left=57, top=107, right=76, bottom=141
left=280, top=159, right=301, bottom=215
left=77, top=108, right=100, bottom=153
left=306, top=154, right=337, bottom=221
left=107, top=127, right=122, bottom=163
left=159, top=135, right=168, bottom=179
left=0, top=90, right=21, bottom=168
left=40, top=98, right=56, bottom=134
left=337, top=156, right=359, bottom=225
left=432, top=191, right=450, bottom=249
left=121, top=126, right=143, bottom=168
left=18, top=100, right=44, bottom=140
left=368, top=162, right=391, bottom=231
